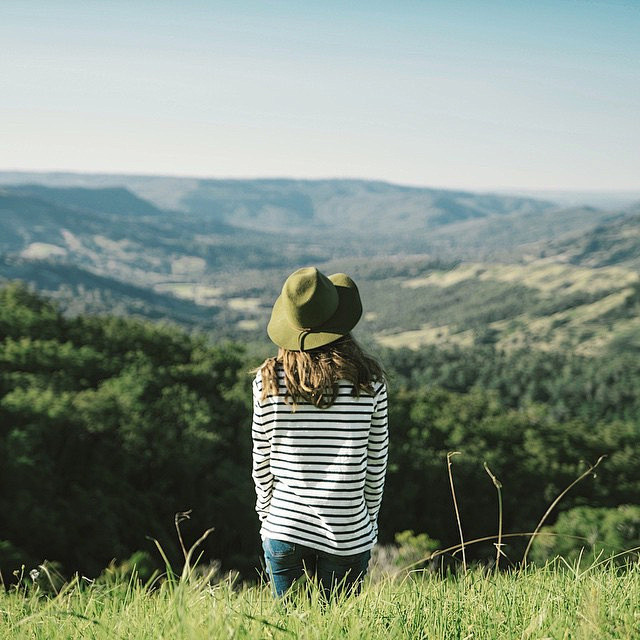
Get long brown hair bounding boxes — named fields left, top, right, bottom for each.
left=258, top=335, right=385, bottom=409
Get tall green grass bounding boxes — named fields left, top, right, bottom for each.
left=3, top=560, right=639, bottom=639
left=5, top=454, right=635, bottom=638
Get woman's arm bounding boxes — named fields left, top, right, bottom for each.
left=364, top=383, right=389, bottom=539
left=251, top=376, right=273, bottom=523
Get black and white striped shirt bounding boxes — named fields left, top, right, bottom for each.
left=251, top=368, right=389, bottom=556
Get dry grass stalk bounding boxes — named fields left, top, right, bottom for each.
left=522, top=455, right=606, bottom=566
left=484, top=463, right=504, bottom=571
left=447, top=451, right=466, bottom=573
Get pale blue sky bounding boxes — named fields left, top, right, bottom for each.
left=2, top=0, right=639, bottom=190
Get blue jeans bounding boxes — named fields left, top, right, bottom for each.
left=262, top=537, right=371, bottom=598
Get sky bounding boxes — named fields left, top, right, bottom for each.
left=2, top=0, right=639, bottom=191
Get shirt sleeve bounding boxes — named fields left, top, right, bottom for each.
left=251, top=374, right=273, bottom=523
left=364, top=382, right=389, bottom=539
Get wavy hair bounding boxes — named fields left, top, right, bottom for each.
left=258, top=335, right=385, bottom=409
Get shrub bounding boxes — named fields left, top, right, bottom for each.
left=531, top=505, right=640, bottom=566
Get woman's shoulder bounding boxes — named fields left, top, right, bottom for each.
left=372, top=379, right=387, bottom=397
left=253, top=361, right=284, bottom=390
left=338, top=377, right=386, bottom=399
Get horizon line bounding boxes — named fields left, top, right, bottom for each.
left=1, top=167, right=639, bottom=195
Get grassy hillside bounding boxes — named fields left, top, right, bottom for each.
left=362, top=260, right=640, bottom=356
left=541, top=208, right=640, bottom=269
left=3, top=564, right=639, bottom=639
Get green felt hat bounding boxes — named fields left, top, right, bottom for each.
left=267, top=267, right=363, bottom=351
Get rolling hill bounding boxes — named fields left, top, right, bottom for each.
left=4, top=185, right=165, bottom=217
left=539, top=206, right=640, bottom=269
left=364, top=259, right=640, bottom=356
left=1, top=173, right=639, bottom=354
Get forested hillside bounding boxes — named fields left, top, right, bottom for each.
left=2, top=175, right=639, bottom=582
left=3, top=176, right=640, bottom=354
left=360, top=259, right=640, bottom=355
left=2, top=284, right=638, bottom=582
left=542, top=207, right=640, bottom=269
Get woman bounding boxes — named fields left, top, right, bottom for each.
left=252, top=266, right=389, bottom=598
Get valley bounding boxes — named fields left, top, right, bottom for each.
left=1, top=172, right=638, bottom=354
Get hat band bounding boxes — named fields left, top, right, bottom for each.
left=285, top=319, right=327, bottom=350
left=298, top=328, right=312, bottom=351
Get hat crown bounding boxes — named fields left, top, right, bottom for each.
left=282, top=267, right=339, bottom=329
left=267, top=266, right=362, bottom=351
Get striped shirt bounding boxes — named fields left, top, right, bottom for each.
left=251, top=368, right=389, bottom=556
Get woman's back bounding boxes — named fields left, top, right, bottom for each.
left=252, top=366, right=388, bottom=555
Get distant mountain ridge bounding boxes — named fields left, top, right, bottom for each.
left=5, top=185, right=165, bottom=216
left=0, top=173, right=556, bottom=242
left=0, top=191, right=109, bottom=251
left=1, top=171, right=639, bottom=349
left=178, top=178, right=556, bottom=237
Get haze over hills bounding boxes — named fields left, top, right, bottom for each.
left=1, top=173, right=556, bottom=251
left=5, top=184, right=165, bottom=217
left=495, top=189, right=640, bottom=210
left=1, top=172, right=639, bottom=351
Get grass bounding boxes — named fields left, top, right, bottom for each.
left=375, top=323, right=474, bottom=350
left=2, top=562, right=639, bottom=639
left=3, top=449, right=627, bottom=639
left=2, top=459, right=636, bottom=638
left=402, top=262, right=639, bottom=296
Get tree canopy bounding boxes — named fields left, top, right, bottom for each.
left=1, top=283, right=638, bottom=580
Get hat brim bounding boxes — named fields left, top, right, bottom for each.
left=267, top=273, right=363, bottom=351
